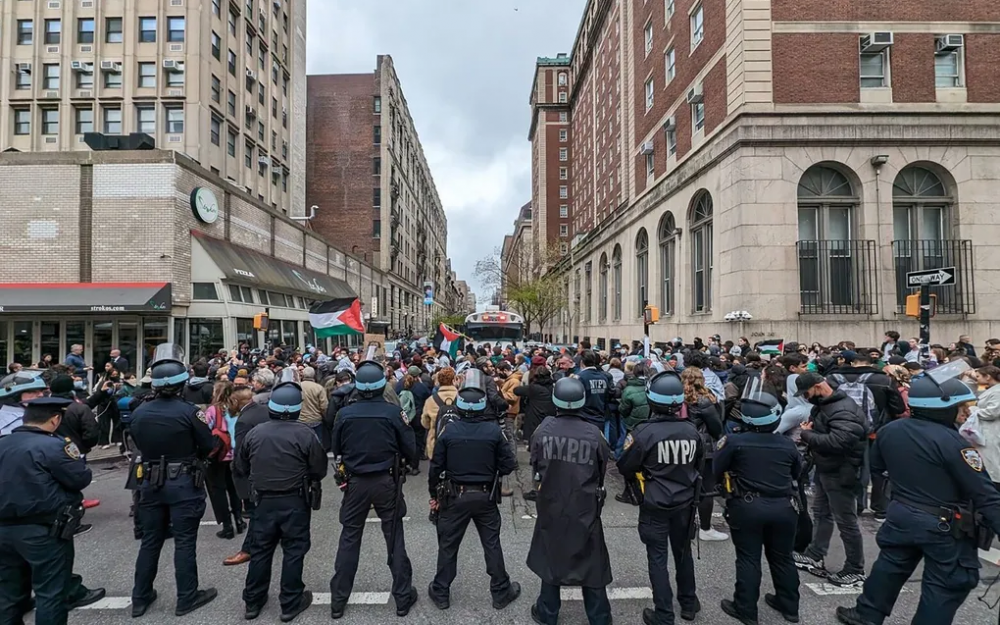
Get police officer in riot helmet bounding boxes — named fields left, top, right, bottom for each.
left=836, top=368, right=1000, bottom=625
left=0, top=370, right=48, bottom=436
left=427, top=369, right=520, bottom=611
left=129, top=343, right=218, bottom=618
left=713, top=380, right=802, bottom=625
left=616, top=370, right=703, bottom=625
left=235, top=368, right=327, bottom=622
left=329, top=360, right=419, bottom=619
left=527, top=377, right=613, bottom=625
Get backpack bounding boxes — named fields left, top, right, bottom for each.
left=830, top=373, right=876, bottom=428
left=432, top=393, right=461, bottom=438
left=399, top=390, right=416, bottom=424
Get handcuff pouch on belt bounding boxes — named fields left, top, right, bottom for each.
left=954, top=504, right=996, bottom=550
left=49, top=505, right=83, bottom=540
left=304, top=477, right=322, bottom=511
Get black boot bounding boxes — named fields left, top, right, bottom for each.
left=234, top=515, right=247, bottom=534
left=216, top=524, right=235, bottom=539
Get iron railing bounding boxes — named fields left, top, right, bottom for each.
left=796, top=240, right=879, bottom=315
left=892, top=239, right=975, bottom=315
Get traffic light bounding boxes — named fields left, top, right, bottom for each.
left=643, top=305, right=660, bottom=324
left=253, top=312, right=269, bottom=330
left=905, top=294, right=936, bottom=318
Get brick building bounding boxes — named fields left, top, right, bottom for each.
left=0, top=150, right=390, bottom=372
left=500, top=201, right=533, bottom=301
left=306, top=55, right=453, bottom=334
left=528, top=54, right=572, bottom=256
left=534, top=0, right=1000, bottom=348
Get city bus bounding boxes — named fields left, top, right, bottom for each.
left=464, top=308, right=524, bottom=349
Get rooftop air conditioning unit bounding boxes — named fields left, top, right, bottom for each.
left=860, top=32, right=893, bottom=53
left=16, top=63, right=32, bottom=74
left=686, top=83, right=703, bottom=104
left=663, top=116, right=676, bottom=132
left=936, top=34, right=964, bottom=52
left=639, top=141, right=654, bottom=155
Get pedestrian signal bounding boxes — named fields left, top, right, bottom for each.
left=253, top=312, right=269, bottom=330
left=904, top=294, right=936, bottom=318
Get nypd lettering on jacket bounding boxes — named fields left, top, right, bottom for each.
left=587, top=378, right=607, bottom=393
left=540, top=435, right=597, bottom=465
left=657, top=439, right=699, bottom=465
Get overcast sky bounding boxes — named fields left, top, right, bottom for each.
left=306, top=0, right=584, bottom=304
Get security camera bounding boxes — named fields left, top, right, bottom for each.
left=724, top=312, right=736, bottom=322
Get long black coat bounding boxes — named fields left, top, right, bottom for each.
left=514, top=371, right=556, bottom=442
left=527, top=413, right=613, bottom=588
left=233, top=389, right=271, bottom=499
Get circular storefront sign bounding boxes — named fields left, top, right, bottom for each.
left=191, top=187, right=220, bottom=224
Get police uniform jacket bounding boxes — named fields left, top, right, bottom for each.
left=527, top=413, right=613, bottom=588
left=234, top=419, right=328, bottom=493
left=233, top=389, right=273, bottom=498
left=800, top=391, right=868, bottom=474
left=617, top=412, right=704, bottom=512
left=130, top=396, right=215, bottom=463
left=577, top=367, right=612, bottom=426
left=0, top=426, right=92, bottom=523
left=713, top=431, right=803, bottom=498
left=428, top=412, right=517, bottom=497
left=53, top=395, right=100, bottom=455
left=332, top=395, right=418, bottom=475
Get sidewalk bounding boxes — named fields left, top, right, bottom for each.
left=86, top=445, right=126, bottom=465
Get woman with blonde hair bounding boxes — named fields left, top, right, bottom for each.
left=681, top=367, right=727, bottom=541
left=882, top=365, right=911, bottom=418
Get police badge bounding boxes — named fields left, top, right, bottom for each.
left=196, top=410, right=209, bottom=425
left=64, top=441, right=81, bottom=460
left=962, top=448, right=984, bottom=472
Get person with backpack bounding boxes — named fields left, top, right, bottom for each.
left=204, top=381, right=246, bottom=540
left=681, top=367, right=727, bottom=542
left=399, top=374, right=419, bottom=426
left=513, top=362, right=556, bottom=448
left=421, top=367, right=459, bottom=460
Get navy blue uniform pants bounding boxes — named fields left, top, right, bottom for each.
left=330, top=473, right=412, bottom=609
left=638, top=507, right=698, bottom=624
left=430, top=490, right=511, bottom=602
left=855, top=501, right=979, bottom=625
left=240, top=498, right=257, bottom=553
left=534, top=583, right=611, bottom=625
left=132, top=477, right=206, bottom=609
left=243, top=494, right=311, bottom=612
left=725, top=497, right=800, bottom=620
left=0, top=525, right=72, bottom=625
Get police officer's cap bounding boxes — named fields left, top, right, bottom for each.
left=268, top=381, right=303, bottom=420
left=354, top=360, right=387, bottom=392
left=552, top=377, right=586, bottom=411
left=0, top=370, right=47, bottom=399
left=21, top=396, right=72, bottom=422
left=908, top=375, right=976, bottom=410
left=740, top=392, right=783, bottom=427
left=646, top=370, right=684, bottom=410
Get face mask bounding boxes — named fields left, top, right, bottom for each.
left=808, top=395, right=824, bottom=406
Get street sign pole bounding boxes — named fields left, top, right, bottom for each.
left=919, top=283, right=931, bottom=363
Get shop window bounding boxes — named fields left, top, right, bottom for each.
left=0, top=322, right=6, bottom=367
left=173, top=319, right=187, bottom=356
left=236, top=318, right=258, bottom=348
left=143, top=318, right=168, bottom=369
left=12, top=321, right=32, bottom=366
left=257, top=289, right=270, bottom=305
left=188, top=319, right=224, bottom=362
left=192, top=282, right=219, bottom=300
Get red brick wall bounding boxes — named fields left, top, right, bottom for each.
left=890, top=34, right=936, bottom=103
left=966, top=34, right=1000, bottom=103
left=546, top=120, right=569, bottom=245
left=305, top=74, right=379, bottom=259
left=773, top=34, right=860, bottom=103
left=773, top=0, right=1000, bottom=22
left=703, top=56, right=727, bottom=133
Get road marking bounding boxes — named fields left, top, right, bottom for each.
left=560, top=587, right=652, bottom=601
left=365, top=516, right=410, bottom=523
left=200, top=521, right=219, bottom=526
left=78, top=597, right=133, bottom=610
left=980, top=547, right=1000, bottom=566
left=804, top=582, right=909, bottom=596
left=311, top=592, right=391, bottom=605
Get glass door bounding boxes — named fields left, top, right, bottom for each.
left=11, top=321, right=33, bottom=366
left=40, top=321, right=61, bottom=368
left=92, top=321, right=114, bottom=379
left=118, top=321, right=138, bottom=376
left=143, top=317, right=169, bottom=373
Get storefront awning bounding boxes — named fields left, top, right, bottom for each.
left=0, top=283, right=171, bottom=313
left=192, top=231, right=356, bottom=300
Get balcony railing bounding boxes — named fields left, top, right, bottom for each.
left=892, top=239, right=975, bottom=315
left=796, top=240, right=879, bottom=315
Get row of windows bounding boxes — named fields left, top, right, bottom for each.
left=860, top=37, right=966, bottom=90
left=643, top=2, right=704, bottom=57
left=15, top=16, right=184, bottom=46
left=11, top=103, right=184, bottom=136
left=192, top=283, right=310, bottom=309
left=15, top=62, right=184, bottom=91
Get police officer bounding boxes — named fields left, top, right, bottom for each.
left=527, top=377, right=612, bottom=625
left=427, top=370, right=520, bottom=611
left=0, top=369, right=48, bottom=436
left=0, top=397, right=105, bottom=625
left=835, top=373, right=1000, bottom=625
left=713, top=385, right=801, bottom=625
left=235, top=369, right=328, bottom=622
left=129, top=344, right=218, bottom=618
left=329, top=360, right=419, bottom=619
left=616, top=370, right=703, bottom=625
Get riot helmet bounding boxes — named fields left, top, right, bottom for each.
left=909, top=361, right=976, bottom=426
left=0, top=369, right=47, bottom=402
left=456, top=369, right=487, bottom=414
left=354, top=360, right=387, bottom=396
left=552, top=377, right=586, bottom=413
left=739, top=376, right=782, bottom=431
left=646, top=370, right=684, bottom=414
left=268, top=379, right=303, bottom=421
left=149, top=343, right=189, bottom=391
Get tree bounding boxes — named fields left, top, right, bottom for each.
left=474, top=242, right=567, bottom=337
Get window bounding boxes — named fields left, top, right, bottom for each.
left=192, top=283, right=219, bottom=300
left=558, top=92, right=567, bottom=103
left=228, top=50, right=236, bottom=76
left=166, top=106, right=184, bottom=133
left=258, top=82, right=265, bottom=104
left=559, top=167, right=568, bottom=180
left=666, top=48, right=676, bottom=82
left=599, top=253, right=608, bottom=321
left=103, top=107, right=122, bottom=134
left=137, top=62, right=155, bottom=88
left=666, top=124, right=677, bottom=155
left=272, top=97, right=278, bottom=118
left=666, top=0, right=675, bottom=18
left=106, top=17, right=122, bottom=43
left=212, top=0, right=221, bottom=17
left=645, top=78, right=654, bottom=110
left=15, top=69, right=31, bottom=90
left=585, top=262, right=593, bottom=323
left=139, top=17, right=156, bottom=43
left=373, top=220, right=381, bottom=238
left=559, top=147, right=568, bottom=161
left=210, top=115, right=221, bottom=145
left=645, top=152, right=655, bottom=177
left=41, top=108, right=59, bottom=135
left=689, top=191, right=713, bottom=312
left=227, top=91, right=236, bottom=116
left=104, top=69, right=121, bottom=88
left=43, top=64, right=60, bottom=90
left=13, top=109, right=31, bottom=135
left=227, top=127, right=237, bottom=156
left=374, top=96, right=381, bottom=113
left=658, top=212, right=677, bottom=315
left=934, top=47, right=962, bottom=88
left=77, top=19, right=95, bottom=44
left=559, top=129, right=568, bottom=142
left=373, top=156, right=381, bottom=175
left=136, top=105, right=155, bottom=133
left=228, top=10, right=236, bottom=35
left=17, top=20, right=33, bottom=45
left=44, top=19, right=61, bottom=45
left=557, top=224, right=567, bottom=238
left=559, top=185, right=568, bottom=199
left=560, top=205, right=569, bottom=218
left=797, top=165, right=857, bottom=311
left=374, top=125, right=381, bottom=144
left=559, top=112, right=568, bottom=122
left=188, top=319, right=224, bottom=361
left=165, top=16, right=185, bottom=42
left=692, top=102, right=705, bottom=131
left=74, top=107, right=93, bottom=134
left=246, top=30, right=254, bottom=56
left=644, top=20, right=653, bottom=55
left=257, top=121, right=264, bottom=141
left=612, top=245, right=622, bottom=320
left=246, top=73, right=254, bottom=93
left=860, top=50, right=887, bottom=88
left=211, top=31, right=221, bottom=59
left=75, top=66, right=93, bottom=89
left=558, top=72, right=568, bottom=86
left=166, top=66, right=184, bottom=87
left=245, top=140, right=254, bottom=167
left=636, top=229, right=649, bottom=317
left=373, top=187, right=381, bottom=207
left=211, top=75, right=221, bottom=102
left=691, top=4, right=704, bottom=48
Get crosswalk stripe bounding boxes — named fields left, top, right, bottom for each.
left=78, top=597, right=133, bottom=610
left=311, top=592, right=390, bottom=605
left=365, top=516, right=410, bottom=523
left=804, top=582, right=910, bottom=597
left=980, top=547, right=1000, bottom=566
left=560, top=587, right=652, bottom=601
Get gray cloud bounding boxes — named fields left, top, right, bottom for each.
left=307, top=0, right=584, bottom=303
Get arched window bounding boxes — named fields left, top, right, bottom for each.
left=658, top=212, right=676, bottom=316
left=689, top=192, right=713, bottom=313
left=797, top=164, right=859, bottom=311
left=599, top=253, right=608, bottom=322
left=612, top=244, right=622, bottom=321
left=635, top=229, right=648, bottom=317
left=584, top=261, right=593, bottom=323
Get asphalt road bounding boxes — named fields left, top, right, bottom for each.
left=47, top=451, right=1000, bottom=625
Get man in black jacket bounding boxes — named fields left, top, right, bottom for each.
left=182, top=362, right=215, bottom=406
left=49, top=375, right=100, bottom=455
left=792, top=373, right=869, bottom=588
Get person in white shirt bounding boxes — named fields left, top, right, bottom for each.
left=780, top=354, right=812, bottom=439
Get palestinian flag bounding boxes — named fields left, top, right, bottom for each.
left=758, top=339, right=784, bottom=356
left=433, top=323, right=461, bottom=359
left=309, top=298, right=364, bottom=338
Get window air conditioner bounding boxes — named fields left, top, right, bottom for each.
left=70, top=61, right=86, bottom=71
left=246, top=105, right=256, bottom=116
left=16, top=63, right=32, bottom=74
left=686, top=83, right=703, bottom=104
left=639, top=141, right=654, bottom=155
left=936, top=34, right=964, bottom=52
left=257, top=156, right=271, bottom=166
left=246, top=68, right=256, bottom=80
left=663, top=116, right=676, bottom=132
left=860, top=32, right=894, bottom=53
left=163, top=59, right=184, bottom=71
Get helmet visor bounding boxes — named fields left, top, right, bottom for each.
left=741, top=375, right=765, bottom=403
left=460, top=369, right=487, bottom=395
left=151, top=343, right=185, bottom=367
left=277, top=367, right=300, bottom=385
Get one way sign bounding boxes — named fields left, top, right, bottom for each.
left=907, top=267, right=956, bottom=287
